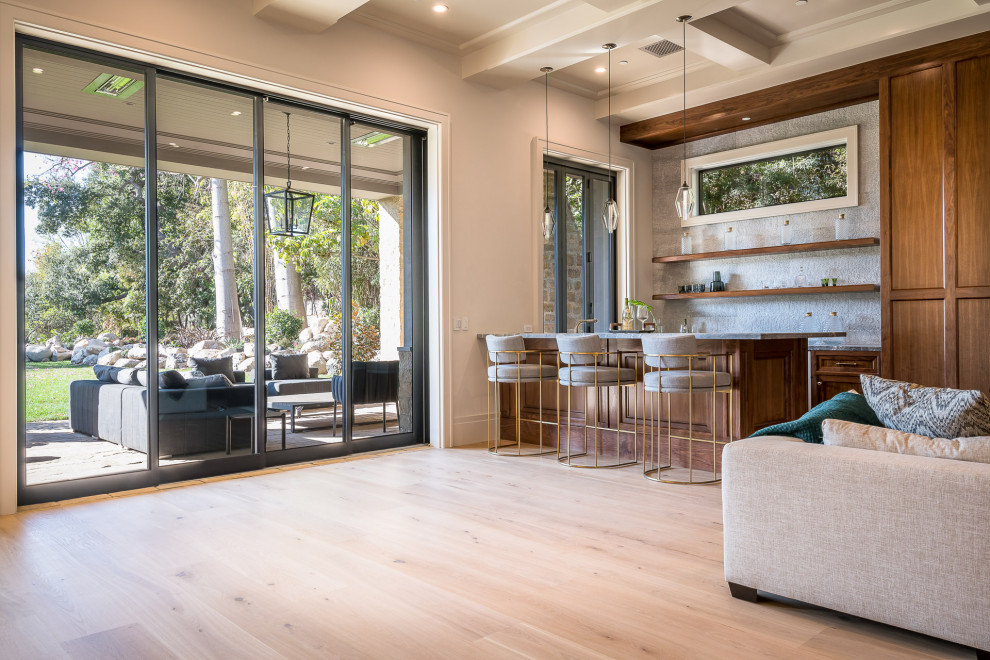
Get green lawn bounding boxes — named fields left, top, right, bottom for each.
left=25, top=362, right=94, bottom=423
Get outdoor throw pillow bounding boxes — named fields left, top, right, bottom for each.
left=860, top=374, right=990, bottom=438
left=822, top=419, right=990, bottom=464
left=748, top=391, right=884, bottom=444
left=270, top=353, right=309, bottom=381
left=93, top=364, right=121, bottom=383
left=158, top=370, right=187, bottom=389
left=184, top=373, right=233, bottom=389
left=114, top=367, right=140, bottom=385
left=188, top=355, right=236, bottom=383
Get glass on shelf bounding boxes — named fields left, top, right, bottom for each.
left=798, top=312, right=817, bottom=333
left=780, top=219, right=792, bottom=245
left=835, top=212, right=850, bottom=241
left=794, top=266, right=808, bottom=288
left=724, top=226, right=736, bottom=251
left=823, top=311, right=845, bottom=345
left=680, top=232, right=692, bottom=255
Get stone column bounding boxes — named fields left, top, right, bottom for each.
left=378, top=196, right=404, bottom=361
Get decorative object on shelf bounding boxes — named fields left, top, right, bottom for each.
left=795, top=266, right=808, bottom=287
left=823, top=311, right=844, bottom=345
left=673, top=15, right=695, bottom=222
left=540, top=66, right=556, bottom=240
left=780, top=219, right=792, bottom=245
left=628, top=299, right=656, bottom=331
left=711, top=271, right=725, bottom=292
left=621, top=297, right=634, bottom=330
left=680, top=231, right=692, bottom=255
left=831, top=277, right=838, bottom=286
left=601, top=43, right=619, bottom=234
left=835, top=212, right=850, bottom=240
left=724, top=226, right=736, bottom=251
left=821, top=277, right=829, bottom=286
left=265, top=111, right=314, bottom=237
left=798, top=311, right=816, bottom=333
left=679, top=318, right=689, bottom=333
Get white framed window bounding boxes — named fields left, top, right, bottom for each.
left=680, top=125, right=858, bottom=227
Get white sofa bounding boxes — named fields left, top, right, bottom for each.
left=722, top=436, right=990, bottom=657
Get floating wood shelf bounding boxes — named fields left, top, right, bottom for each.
left=652, top=237, right=880, bottom=264
left=653, top=284, right=880, bottom=300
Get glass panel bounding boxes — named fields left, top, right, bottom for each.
left=698, top=145, right=847, bottom=215
left=348, top=123, right=411, bottom=439
left=542, top=167, right=556, bottom=333
left=564, top=173, right=584, bottom=334
left=263, top=101, right=344, bottom=449
left=21, top=47, right=149, bottom=484
left=155, top=77, right=256, bottom=463
left=589, top=177, right=613, bottom=332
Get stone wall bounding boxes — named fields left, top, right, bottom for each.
left=652, top=101, right=881, bottom=346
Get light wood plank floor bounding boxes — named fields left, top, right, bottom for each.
left=0, top=445, right=974, bottom=659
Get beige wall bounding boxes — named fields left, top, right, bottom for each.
left=0, top=0, right=653, bottom=513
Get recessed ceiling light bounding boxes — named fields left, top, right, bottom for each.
left=432, top=3, right=448, bottom=12
left=32, top=67, right=44, bottom=74
left=231, top=110, right=242, bottom=116
left=301, top=166, right=310, bottom=170
left=619, top=60, right=628, bottom=65
left=795, top=0, right=808, bottom=5
left=595, top=66, right=607, bottom=74
left=168, top=142, right=178, bottom=147
left=742, top=117, right=751, bottom=121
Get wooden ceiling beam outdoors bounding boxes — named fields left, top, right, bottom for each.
left=620, top=29, right=990, bottom=150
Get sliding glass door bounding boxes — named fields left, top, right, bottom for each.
left=17, top=37, right=427, bottom=505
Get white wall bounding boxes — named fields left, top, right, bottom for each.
left=0, top=0, right=653, bottom=512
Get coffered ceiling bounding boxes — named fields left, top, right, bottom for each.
left=259, top=0, right=990, bottom=125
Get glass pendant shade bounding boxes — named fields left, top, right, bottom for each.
left=602, top=198, right=619, bottom=233
left=542, top=205, right=556, bottom=240
left=674, top=181, right=695, bottom=221
left=265, top=187, right=314, bottom=236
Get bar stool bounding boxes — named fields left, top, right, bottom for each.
left=556, top=334, right=640, bottom=469
left=641, top=334, right=733, bottom=484
left=485, top=334, right=558, bottom=456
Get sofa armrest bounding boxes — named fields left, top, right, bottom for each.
left=722, top=436, right=990, bottom=652
left=309, top=366, right=319, bottom=379
left=233, top=370, right=246, bottom=383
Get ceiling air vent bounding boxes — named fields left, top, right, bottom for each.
left=639, top=39, right=683, bottom=59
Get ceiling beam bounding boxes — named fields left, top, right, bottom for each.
left=253, top=0, right=371, bottom=33
left=688, top=15, right=772, bottom=72
left=620, top=28, right=990, bottom=149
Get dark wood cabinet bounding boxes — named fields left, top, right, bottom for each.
left=810, top=350, right=881, bottom=406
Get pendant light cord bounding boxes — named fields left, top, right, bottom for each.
left=545, top=68, right=550, bottom=208
left=285, top=111, right=292, bottom=189
left=607, top=46, right=612, bottom=176
left=681, top=19, right=687, bottom=181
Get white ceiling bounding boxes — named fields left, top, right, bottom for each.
left=305, top=0, right=990, bottom=123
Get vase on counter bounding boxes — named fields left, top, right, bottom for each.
left=835, top=213, right=850, bottom=241
left=621, top=298, right=634, bottom=330
left=823, top=311, right=845, bottom=345
left=680, top=232, right=692, bottom=255
left=780, top=220, right=792, bottom=245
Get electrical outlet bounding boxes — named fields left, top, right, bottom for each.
left=462, top=317, right=469, bottom=330
left=523, top=324, right=533, bottom=332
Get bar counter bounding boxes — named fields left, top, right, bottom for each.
left=480, top=331, right=845, bottom=472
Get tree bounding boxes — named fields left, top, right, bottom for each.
left=210, top=178, right=242, bottom=339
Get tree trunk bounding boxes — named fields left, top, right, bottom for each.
left=274, top=253, right=307, bottom=320
left=210, top=178, right=242, bottom=339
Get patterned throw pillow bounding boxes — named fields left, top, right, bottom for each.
left=860, top=375, right=990, bottom=438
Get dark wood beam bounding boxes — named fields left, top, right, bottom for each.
left=621, top=29, right=990, bottom=150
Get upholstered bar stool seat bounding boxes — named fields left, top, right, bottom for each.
left=641, top=334, right=734, bottom=485
left=556, top=334, right=640, bottom=469
left=486, top=334, right=558, bottom=456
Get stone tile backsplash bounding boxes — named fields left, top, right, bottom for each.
left=651, top=101, right=881, bottom=346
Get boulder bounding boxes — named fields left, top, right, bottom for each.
left=231, top=352, right=245, bottom=365
left=298, top=327, right=314, bottom=343
left=191, top=348, right=221, bottom=360
left=300, top=339, right=323, bottom=353
left=190, top=339, right=220, bottom=352
left=310, top=317, right=329, bottom=334
left=82, top=354, right=99, bottom=366
left=115, top=359, right=140, bottom=369
left=73, top=337, right=92, bottom=350
left=70, top=347, right=88, bottom=365
left=45, top=335, right=61, bottom=347
left=219, top=346, right=238, bottom=358
left=98, top=332, right=119, bottom=343
left=127, top=345, right=147, bottom=360
left=25, top=344, right=52, bottom=362
left=164, top=346, right=187, bottom=356
left=237, top=357, right=255, bottom=372
left=244, top=342, right=255, bottom=357
left=242, top=327, right=255, bottom=339
left=97, top=350, right=123, bottom=366
left=52, top=349, right=73, bottom=362
left=307, top=350, right=327, bottom=375
left=164, top=354, right=188, bottom=370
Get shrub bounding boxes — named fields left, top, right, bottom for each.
left=70, top=319, right=97, bottom=340
left=266, top=309, right=304, bottom=348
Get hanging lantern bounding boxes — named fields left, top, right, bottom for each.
left=602, top=43, right=619, bottom=234
left=674, top=16, right=695, bottom=222
left=265, top=111, right=314, bottom=237
left=541, top=66, right=556, bottom=240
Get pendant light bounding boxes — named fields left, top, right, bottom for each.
left=265, top=111, right=314, bottom=237
left=541, top=66, right=556, bottom=240
left=601, top=43, right=619, bottom=234
left=674, top=16, right=695, bottom=222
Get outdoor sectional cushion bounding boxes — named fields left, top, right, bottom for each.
left=185, top=374, right=233, bottom=389
left=749, top=391, right=884, bottom=444
left=270, top=353, right=309, bottom=381
left=189, top=355, right=236, bottom=382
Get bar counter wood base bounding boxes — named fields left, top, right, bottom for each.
left=491, top=333, right=819, bottom=473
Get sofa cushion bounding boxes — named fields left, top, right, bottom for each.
left=749, top=391, right=884, bottom=444
left=270, top=353, right=309, bottom=381
left=267, top=378, right=333, bottom=397
left=158, top=370, right=187, bottom=390
left=185, top=373, right=233, bottom=389
left=93, top=364, right=121, bottom=383
left=189, top=355, right=236, bottom=382
left=822, top=419, right=990, bottom=464
left=860, top=375, right=990, bottom=438
left=114, top=367, right=141, bottom=385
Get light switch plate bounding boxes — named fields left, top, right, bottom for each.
left=454, top=318, right=463, bottom=331
left=523, top=324, right=533, bottom=332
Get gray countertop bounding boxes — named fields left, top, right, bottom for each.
left=478, top=331, right=847, bottom=340
left=808, top=343, right=881, bottom=352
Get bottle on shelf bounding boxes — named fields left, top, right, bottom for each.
left=724, top=226, right=736, bottom=251
left=794, top=266, right=809, bottom=287
left=679, top=318, right=689, bottom=333
left=680, top=231, right=692, bottom=255
left=823, top=311, right=845, bottom=345
left=798, top=311, right=816, bottom=333
left=835, top=212, right=850, bottom=241
left=780, top=219, right=792, bottom=245
left=621, top=298, right=634, bottom=331
left=710, top=271, right=725, bottom=292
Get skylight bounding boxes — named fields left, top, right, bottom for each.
left=352, top=131, right=399, bottom=148
left=82, top=73, right=144, bottom=100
